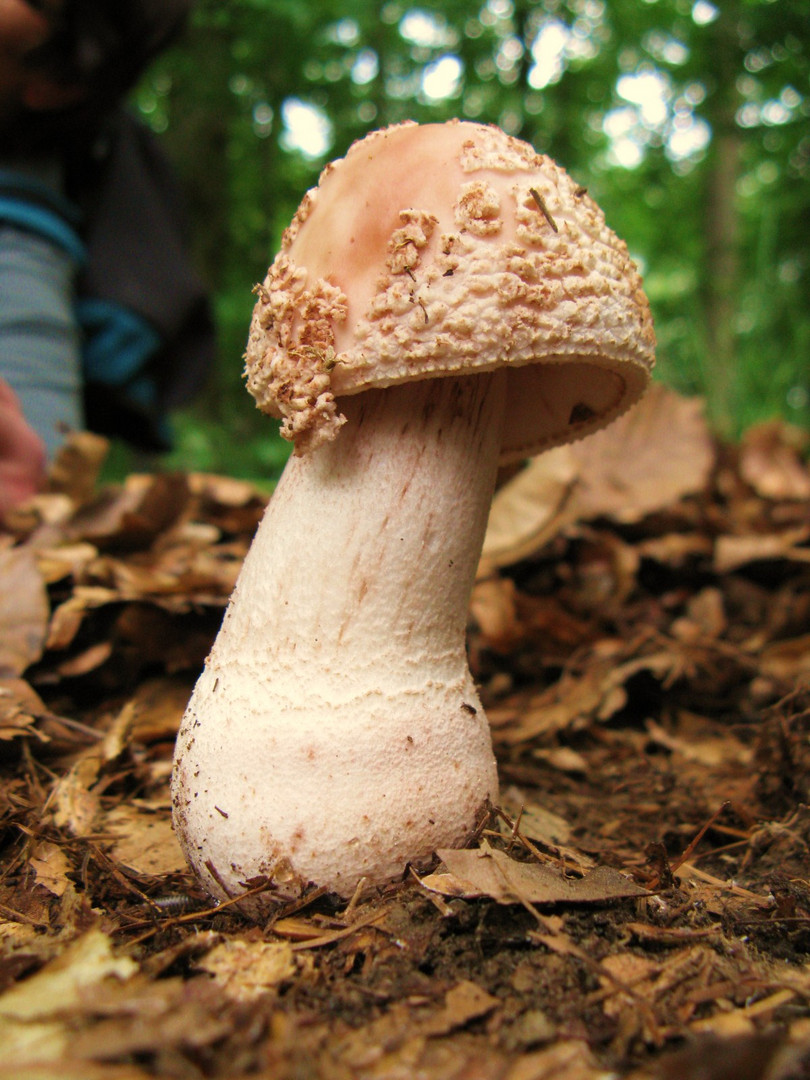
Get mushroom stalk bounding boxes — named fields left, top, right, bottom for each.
left=172, top=371, right=506, bottom=908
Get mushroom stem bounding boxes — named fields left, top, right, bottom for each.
left=172, top=371, right=507, bottom=908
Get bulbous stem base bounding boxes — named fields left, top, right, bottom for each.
left=172, top=373, right=506, bottom=913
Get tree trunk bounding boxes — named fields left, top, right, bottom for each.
left=701, top=3, right=743, bottom=435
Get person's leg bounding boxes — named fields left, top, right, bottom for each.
left=0, top=224, right=84, bottom=457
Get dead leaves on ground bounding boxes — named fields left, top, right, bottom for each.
left=0, top=447, right=265, bottom=706
left=1, top=388, right=810, bottom=1078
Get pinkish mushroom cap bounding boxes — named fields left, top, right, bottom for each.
left=246, top=119, right=654, bottom=456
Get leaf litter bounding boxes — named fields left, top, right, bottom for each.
left=1, top=388, right=810, bottom=1079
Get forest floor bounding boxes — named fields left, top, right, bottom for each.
left=1, top=385, right=810, bottom=1080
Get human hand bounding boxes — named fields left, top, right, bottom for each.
left=0, top=378, right=47, bottom=517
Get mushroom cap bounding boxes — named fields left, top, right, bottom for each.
left=246, top=119, right=655, bottom=458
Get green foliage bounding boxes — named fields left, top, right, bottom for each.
left=133, top=0, right=810, bottom=479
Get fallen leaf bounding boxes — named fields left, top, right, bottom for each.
left=0, top=929, right=137, bottom=1066
left=0, top=544, right=49, bottom=676
left=421, top=979, right=499, bottom=1036
left=0, top=931, right=137, bottom=1019
left=47, top=431, right=109, bottom=506
left=739, top=420, right=810, bottom=501
left=645, top=717, right=754, bottom=768
left=532, top=746, right=589, bottom=774
left=54, top=640, right=113, bottom=678
left=127, top=677, right=190, bottom=743
left=50, top=705, right=134, bottom=834
left=483, top=446, right=578, bottom=566
left=499, top=793, right=575, bottom=848
left=50, top=755, right=105, bottom=836
left=714, top=528, right=810, bottom=572
left=484, top=386, right=714, bottom=566
left=34, top=541, right=99, bottom=586
left=758, top=634, right=810, bottom=681
left=0, top=1065, right=148, bottom=1079
left=29, top=841, right=73, bottom=897
left=66, top=473, right=190, bottom=551
left=67, top=975, right=234, bottom=1062
left=423, top=847, right=647, bottom=905
left=106, top=806, right=187, bottom=877
left=570, top=383, right=714, bottom=524
left=0, top=678, right=51, bottom=742
left=196, top=939, right=297, bottom=1001
left=470, top=575, right=523, bottom=653
left=504, top=1040, right=607, bottom=1080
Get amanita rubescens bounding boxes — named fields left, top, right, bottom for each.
left=171, top=120, right=655, bottom=916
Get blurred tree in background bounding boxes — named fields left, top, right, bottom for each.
left=131, top=0, right=809, bottom=479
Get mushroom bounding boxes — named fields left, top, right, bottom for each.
left=171, top=120, right=655, bottom=916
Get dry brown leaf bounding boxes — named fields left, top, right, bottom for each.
left=501, top=796, right=575, bottom=848
left=714, top=528, right=810, bottom=572
left=757, top=635, right=810, bottom=681
left=569, top=383, right=714, bottom=523
left=0, top=1066, right=149, bottom=1079
left=0, top=677, right=51, bottom=742
left=188, top=471, right=265, bottom=507
left=645, top=717, right=754, bottom=768
left=54, top=640, right=113, bottom=678
left=491, top=677, right=606, bottom=745
left=470, top=575, right=523, bottom=653
left=423, top=846, right=647, bottom=905
left=484, top=386, right=714, bottom=566
left=597, top=944, right=739, bottom=1048
left=65, top=472, right=189, bottom=550
left=532, top=745, right=590, bottom=773
left=493, top=648, right=683, bottom=746
left=0, top=543, right=49, bottom=676
left=105, top=805, right=187, bottom=877
left=504, top=1041, right=609, bottom=1080
left=690, top=992, right=795, bottom=1039
left=599, top=951, right=662, bottom=1018
left=0, top=929, right=137, bottom=1066
left=47, top=431, right=109, bottom=506
left=637, top=531, right=714, bottom=567
left=421, top=979, right=499, bottom=1036
left=196, top=938, right=297, bottom=1001
left=45, top=588, right=115, bottom=651
left=34, top=542, right=99, bottom=586
left=674, top=586, right=728, bottom=641
left=127, top=677, right=190, bottom=743
left=739, top=420, right=810, bottom=501
left=50, top=705, right=134, bottom=834
left=29, top=840, right=73, bottom=897
left=483, top=445, right=579, bottom=566
left=0, top=922, right=40, bottom=952
left=50, top=755, right=105, bottom=835
left=66, top=975, right=234, bottom=1062
left=499, top=798, right=598, bottom=873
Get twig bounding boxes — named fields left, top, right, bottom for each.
left=529, top=188, right=559, bottom=232
left=671, top=801, right=731, bottom=874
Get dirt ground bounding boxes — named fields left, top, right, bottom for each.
left=1, top=385, right=810, bottom=1079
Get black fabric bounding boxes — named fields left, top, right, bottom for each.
left=74, top=109, right=215, bottom=449
left=1, top=109, right=215, bottom=451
